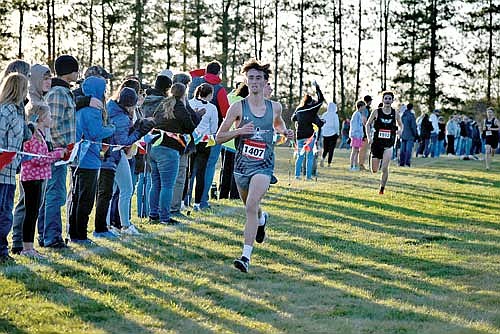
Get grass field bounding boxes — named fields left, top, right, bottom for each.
left=1, top=147, right=499, bottom=334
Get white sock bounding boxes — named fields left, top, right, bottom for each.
left=242, top=244, right=253, bottom=260
left=259, top=212, right=267, bottom=226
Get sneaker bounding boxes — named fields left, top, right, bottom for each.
left=0, top=254, right=15, bottom=264
left=20, top=249, right=47, bottom=259
left=233, top=256, right=249, bottom=273
left=379, top=187, right=385, bottom=195
left=108, top=226, right=122, bottom=236
left=11, top=246, right=23, bottom=255
left=45, top=240, right=68, bottom=249
left=70, top=239, right=96, bottom=245
left=193, top=204, right=201, bottom=211
left=160, top=218, right=181, bottom=226
left=38, top=239, right=45, bottom=248
left=122, top=224, right=141, bottom=235
left=256, top=212, right=269, bottom=243
left=93, top=231, right=119, bottom=239
left=148, top=216, right=160, bottom=224
left=350, top=166, right=360, bottom=172
left=171, top=211, right=187, bottom=219
left=270, top=175, right=278, bottom=184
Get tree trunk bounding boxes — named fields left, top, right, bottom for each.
left=289, top=46, right=295, bottom=112
left=166, top=0, right=172, bottom=68
left=379, top=0, right=383, bottom=90
left=230, top=0, right=242, bottom=88
left=18, top=2, right=24, bottom=59
left=409, top=1, right=416, bottom=102
left=51, top=0, right=55, bottom=64
left=428, top=0, right=437, bottom=111
left=383, top=0, right=390, bottom=91
left=46, top=0, right=52, bottom=68
left=333, top=1, right=336, bottom=103
left=339, top=0, right=346, bottom=115
left=90, top=0, right=94, bottom=65
left=182, top=0, right=188, bottom=71
left=102, top=0, right=106, bottom=68
left=195, top=0, right=201, bottom=68
left=221, top=0, right=231, bottom=85
left=253, top=0, right=258, bottom=58
left=487, top=0, right=493, bottom=102
left=258, top=0, right=264, bottom=60
left=355, top=0, right=362, bottom=100
left=274, top=0, right=278, bottom=98
left=299, top=0, right=304, bottom=98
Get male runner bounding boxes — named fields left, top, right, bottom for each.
left=216, top=59, right=294, bottom=273
left=365, top=91, right=403, bottom=194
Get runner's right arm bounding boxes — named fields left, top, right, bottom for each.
left=215, top=101, right=254, bottom=144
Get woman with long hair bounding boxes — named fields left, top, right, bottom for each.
left=0, top=73, right=29, bottom=262
left=149, top=83, right=196, bottom=224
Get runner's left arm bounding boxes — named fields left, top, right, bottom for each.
left=273, top=102, right=294, bottom=139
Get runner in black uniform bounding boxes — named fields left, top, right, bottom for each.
left=216, top=59, right=294, bottom=273
left=365, top=91, right=403, bottom=194
left=483, top=107, right=499, bottom=170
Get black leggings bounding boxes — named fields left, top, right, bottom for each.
left=21, top=180, right=43, bottom=243
left=322, top=134, right=339, bottom=164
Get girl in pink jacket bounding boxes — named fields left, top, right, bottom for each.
left=20, top=109, right=65, bottom=258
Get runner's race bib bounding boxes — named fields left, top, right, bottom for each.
left=378, top=129, right=391, bottom=139
left=242, top=139, right=266, bottom=160
left=486, top=130, right=492, bottom=136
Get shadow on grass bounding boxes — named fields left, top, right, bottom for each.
left=0, top=318, right=29, bottom=334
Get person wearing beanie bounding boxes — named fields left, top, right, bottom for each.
left=94, top=86, right=152, bottom=237
left=142, top=75, right=172, bottom=118
left=42, top=54, right=79, bottom=249
left=160, top=69, right=173, bottom=80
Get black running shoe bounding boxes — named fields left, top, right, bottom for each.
left=45, top=240, right=68, bottom=249
left=233, top=256, right=249, bottom=273
left=11, top=247, right=23, bottom=255
left=255, top=212, right=268, bottom=243
left=270, top=175, right=278, bottom=184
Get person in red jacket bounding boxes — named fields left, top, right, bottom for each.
left=189, top=61, right=230, bottom=209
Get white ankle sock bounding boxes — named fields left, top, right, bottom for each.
left=258, top=212, right=267, bottom=226
left=242, top=245, right=253, bottom=260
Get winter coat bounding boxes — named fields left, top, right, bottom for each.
left=101, top=100, right=142, bottom=171
left=75, top=76, right=115, bottom=170
left=401, top=109, right=418, bottom=141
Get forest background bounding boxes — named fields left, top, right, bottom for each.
left=0, top=0, right=498, bottom=122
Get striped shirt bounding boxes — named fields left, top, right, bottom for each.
left=46, top=82, right=76, bottom=148
left=0, top=103, right=25, bottom=185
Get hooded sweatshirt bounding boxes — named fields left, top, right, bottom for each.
left=25, top=64, right=51, bottom=121
left=142, top=88, right=166, bottom=118
left=189, top=69, right=230, bottom=125
left=320, top=102, right=340, bottom=137
left=76, top=76, right=115, bottom=169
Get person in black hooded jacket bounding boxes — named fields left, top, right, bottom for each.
left=291, top=81, right=325, bottom=180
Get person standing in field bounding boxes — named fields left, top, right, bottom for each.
left=349, top=100, right=366, bottom=171
left=216, top=59, right=294, bottom=273
left=320, top=102, right=340, bottom=167
left=365, top=91, right=403, bottom=194
left=483, top=107, right=498, bottom=170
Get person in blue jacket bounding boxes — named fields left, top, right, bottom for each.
left=69, top=76, right=115, bottom=243
left=94, top=87, right=153, bottom=237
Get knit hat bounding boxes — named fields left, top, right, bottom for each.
left=54, top=55, right=79, bottom=76
left=159, top=69, right=173, bottom=79
left=155, top=75, right=172, bottom=92
left=118, top=87, right=138, bottom=108
left=84, top=65, right=112, bottom=79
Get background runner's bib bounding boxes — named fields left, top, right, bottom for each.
left=234, top=99, right=275, bottom=176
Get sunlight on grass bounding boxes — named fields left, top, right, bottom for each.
left=1, top=148, right=499, bottom=333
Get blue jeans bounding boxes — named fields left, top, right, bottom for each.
left=339, top=135, right=350, bottom=149
left=430, top=133, right=438, bottom=157
left=436, top=140, right=444, bottom=157
left=113, top=153, right=133, bottom=228
left=0, top=183, right=16, bottom=256
left=459, top=137, right=472, bottom=155
left=136, top=172, right=151, bottom=218
left=200, top=143, right=221, bottom=208
left=43, top=164, right=67, bottom=245
left=399, top=140, right=414, bottom=166
left=295, top=137, right=316, bottom=179
left=149, top=146, right=180, bottom=222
